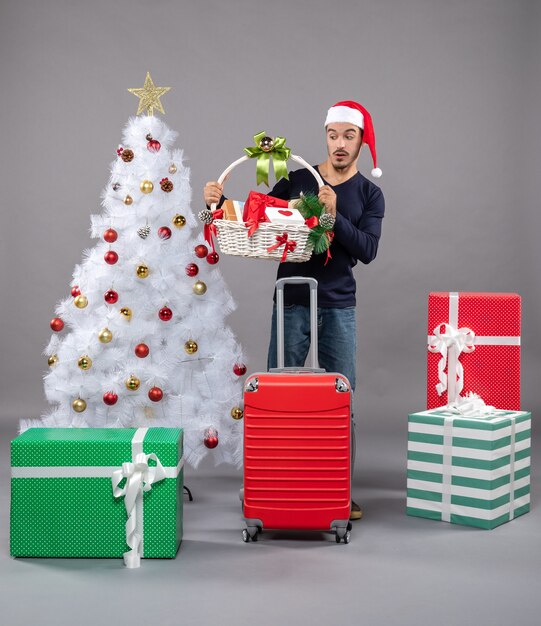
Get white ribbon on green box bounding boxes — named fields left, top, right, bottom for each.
left=440, top=411, right=516, bottom=523
left=441, top=417, right=453, bottom=522
left=11, top=427, right=183, bottom=567
left=427, top=292, right=521, bottom=402
left=111, top=428, right=183, bottom=568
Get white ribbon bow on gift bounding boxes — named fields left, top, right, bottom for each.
left=112, top=452, right=166, bottom=569
left=446, top=391, right=496, bottom=417
left=428, top=323, right=476, bottom=398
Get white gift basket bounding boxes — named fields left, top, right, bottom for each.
left=207, top=153, right=324, bottom=262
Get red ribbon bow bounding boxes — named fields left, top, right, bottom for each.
left=304, top=216, right=319, bottom=229
left=244, top=192, right=283, bottom=237
left=324, top=231, right=334, bottom=266
left=204, top=208, right=223, bottom=253
left=267, top=232, right=297, bottom=262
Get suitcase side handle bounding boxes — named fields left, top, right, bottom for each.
left=275, top=277, right=318, bottom=369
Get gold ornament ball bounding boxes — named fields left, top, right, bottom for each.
left=124, top=194, right=133, bottom=205
left=169, top=163, right=177, bottom=174
left=231, top=406, right=244, bottom=420
left=98, top=327, right=113, bottom=343
left=184, top=339, right=198, bottom=355
left=172, top=214, right=186, bottom=228
left=120, top=307, right=132, bottom=321
left=72, top=398, right=87, bottom=413
left=78, top=355, right=92, bottom=370
left=140, top=180, right=154, bottom=194
left=48, top=354, right=59, bottom=367
left=74, top=294, right=88, bottom=309
left=126, top=375, right=141, bottom=391
left=259, top=136, right=274, bottom=152
left=136, top=263, right=150, bottom=278
left=193, top=280, right=207, bottom=296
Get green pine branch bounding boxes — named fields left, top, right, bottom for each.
left=294, top=193, right=332, bottom=254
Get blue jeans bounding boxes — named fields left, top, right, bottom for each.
left=267, top=304, right=356, bottom=392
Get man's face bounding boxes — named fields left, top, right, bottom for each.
left=326, top=122, right=363, bottom=170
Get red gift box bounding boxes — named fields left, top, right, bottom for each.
left=427, top=292, right=521, bottom=410
left=243, top=191, right=288, bottom=236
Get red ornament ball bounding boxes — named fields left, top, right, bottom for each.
left=104, top=289, right=119, bottom=304
left=233, top=363, right=247, bottom=376
left=147, top=139, right=161, bottom=153
left=148, top=386, right=164, bottom=402
left=71, top=285, right=81, bottom=297
left=158, top=226, right=172, bottom=240
left=204, top=428, right=219, bottom=449
left=159, top=306, right=173, bottom=321
left=206, top=252, right=219, bottom=265
left=185, top=263, right=199, bottom=277
left=194, top=244, right=208, bottom=258
left=204, top=435, right=219, bottom=449
left=103, top=391, right=118, bottom=406
left=50, top=317, right=64, bottom=332
left=103, top=228, right=118, bottom=243
left=104, top=250, right=119, bottom=265
left=135, top=343, right=150, bottom=358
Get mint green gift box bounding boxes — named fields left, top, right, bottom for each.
left=10, top=427, right=183, bottom=564
left=407, top=408, right=531, bottom=529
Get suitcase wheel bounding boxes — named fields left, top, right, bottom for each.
left=334, top=526, right=351, bottom=544
left=242, top=527, right=259, bottom=542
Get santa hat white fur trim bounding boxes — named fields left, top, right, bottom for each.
left=324, top=105, right=365, bottom=130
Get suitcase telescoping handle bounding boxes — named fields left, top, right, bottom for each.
left=275, top=276, right=320, bottom=370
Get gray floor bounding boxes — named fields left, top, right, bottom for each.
left=1, top=422, right=539, bottom=626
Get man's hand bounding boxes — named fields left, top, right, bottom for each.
left=203, top=181, right=224, bottom=207
left=318, top=185, right=337, bottom=217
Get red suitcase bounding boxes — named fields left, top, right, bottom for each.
left=242, top=277, right=352, bottom=543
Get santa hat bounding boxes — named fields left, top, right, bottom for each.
left=324, top=100, right=382, bottom=178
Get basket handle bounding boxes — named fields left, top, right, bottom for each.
left=210, top=154, right=325, bottom=211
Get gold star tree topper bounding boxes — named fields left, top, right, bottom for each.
left=128, top=72, right=171, bottom=116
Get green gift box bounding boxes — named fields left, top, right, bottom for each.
left=407, top=408, right=531, bottom=529
left=10, top=427, right=183, bottom=566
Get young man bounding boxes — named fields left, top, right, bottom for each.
left=204, top=101, right=385, bottom=520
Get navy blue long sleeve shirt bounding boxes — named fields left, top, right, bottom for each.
left=269, top=166, right=385, bottom=307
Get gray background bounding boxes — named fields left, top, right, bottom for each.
left=0, top=1, right=540, bottom=625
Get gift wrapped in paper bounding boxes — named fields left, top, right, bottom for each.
left=427, top=292, right=521, bottom=410
left=221, top=199, right=244, bottom=222
left=242, top=191, right=287, bottom=236
left=265, top=205, right=305, bottom=226
left=407, top=402, right=531, bottom=529
left=10, top=427, right=183, bottom=567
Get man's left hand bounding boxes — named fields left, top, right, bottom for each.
left=319, top=185, right=337, bottom=217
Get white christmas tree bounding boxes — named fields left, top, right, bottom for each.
left=26, top=74, right=247, bottom=468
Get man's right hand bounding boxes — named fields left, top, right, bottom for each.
left=203, top=181, right=224, bottom=207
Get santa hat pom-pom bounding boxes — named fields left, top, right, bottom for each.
left=371, top=167, right=382, bottom=178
